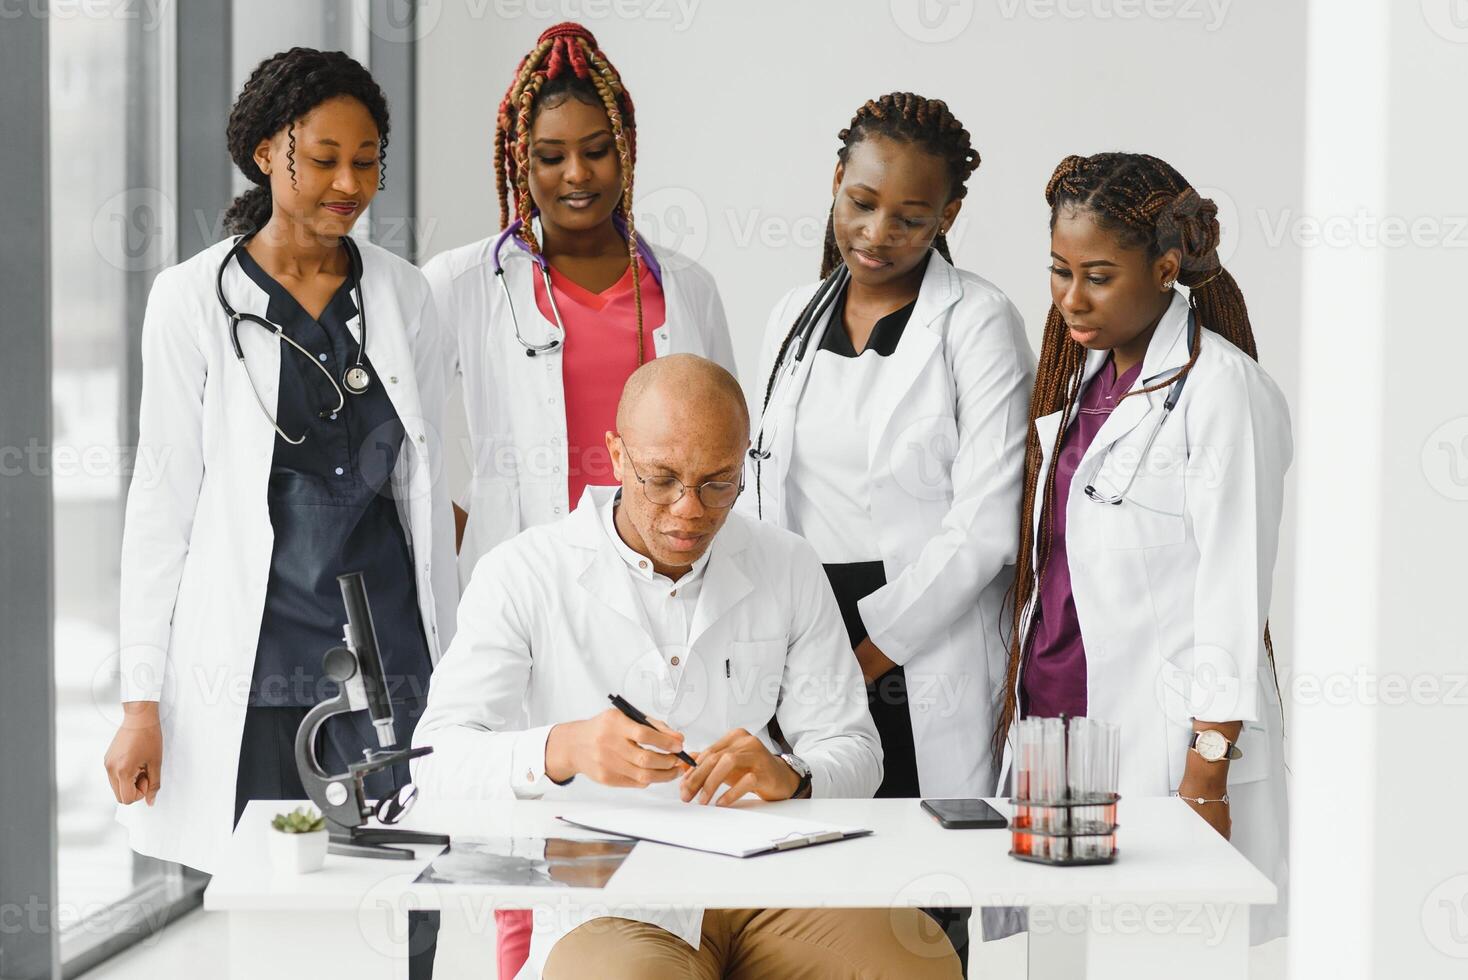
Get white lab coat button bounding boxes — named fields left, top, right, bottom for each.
left=390, top=376, right=398, bottom=384
left=658, top=331, right=668, bottom=341
left=553, top=506, right=562, bottom=515
left=417, top=434, right=425, bottom=443
left=671, top=656, right=681, bottom=667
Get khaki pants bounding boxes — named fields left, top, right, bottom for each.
left=542, top=908, right=963, bottom=979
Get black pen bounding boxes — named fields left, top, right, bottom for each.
left=607, top=694, right=697, bottom=767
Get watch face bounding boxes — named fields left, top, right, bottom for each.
left=1195, top=729, right=1227, bottom=762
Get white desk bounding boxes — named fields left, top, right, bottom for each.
left=205, top=797, right=1274, bottom=979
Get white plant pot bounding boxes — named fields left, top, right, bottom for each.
left=268, top=827, right=329, bottom=874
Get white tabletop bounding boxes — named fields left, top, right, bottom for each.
left=205, top=797, right=1274, bottom=915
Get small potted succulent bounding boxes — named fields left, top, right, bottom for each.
left=268, top=807, right=328, bottom=874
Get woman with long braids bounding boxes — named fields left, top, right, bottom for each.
left=421, top=22, right=733, bottom=977
left=998, top=152, right=1290, bottom=943
left=744, top=92, right=1035, bottom=967
left=425, top=21, right=734, bottom=581
left=103, top=49, right=456, bottom=957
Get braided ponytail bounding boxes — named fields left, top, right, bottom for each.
left=993, top=151, right=1274, bottom=760
left=760, top=91, right=980, bottom=427
left=753, top=93, right=980, bottom=517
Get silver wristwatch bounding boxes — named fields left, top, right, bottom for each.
left=779, top=752, right=812, bottom=799
left=1190, top=729, right=1243, bottom=762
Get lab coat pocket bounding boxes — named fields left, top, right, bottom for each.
left=1098, top=469, right=1186, bottom=550
left=724, top=639, right=786, bottom=734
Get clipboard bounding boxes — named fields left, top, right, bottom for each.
left=556, top=805, right=872, bottom=858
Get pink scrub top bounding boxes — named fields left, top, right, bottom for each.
left=534, top=260, right=667, bottom=507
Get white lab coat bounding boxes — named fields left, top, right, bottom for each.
left=412, top=485, right=881, bottom=977
left=421, top=234, right=737, bottom=584
left=114, top=236, right=458, bottom=874
left=1014, top=290, right=1291, bottom=943
left=743, top=252, right=1035, bottom=799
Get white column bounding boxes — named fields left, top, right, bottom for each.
left=1294, top=2, right=1468, bottom=978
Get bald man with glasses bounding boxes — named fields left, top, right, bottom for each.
left=413, top=354, right=961, bottom=979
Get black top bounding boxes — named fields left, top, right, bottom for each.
left=237, top=246, right=431, bottom=708
left=817, top=287, right=919, bottom=358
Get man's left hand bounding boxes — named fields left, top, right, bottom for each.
left=680, top=729, right=802, bottom=806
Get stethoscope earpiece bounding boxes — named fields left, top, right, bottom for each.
left=374, top=783, right=419, bottom=825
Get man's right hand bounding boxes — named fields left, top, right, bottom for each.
left=104, top=701, right=163, bottom=806
left=544, top=708, right=688, bottom=787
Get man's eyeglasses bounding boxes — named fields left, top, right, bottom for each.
left=619, top=439, right=744, bottom=509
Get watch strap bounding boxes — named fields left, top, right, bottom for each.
left=780, top=752, right=812, bottom=799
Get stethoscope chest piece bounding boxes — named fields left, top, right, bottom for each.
left=343, top=365, right=373, bottom=395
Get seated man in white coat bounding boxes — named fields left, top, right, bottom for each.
left=413, top=354, right=961, bottom=979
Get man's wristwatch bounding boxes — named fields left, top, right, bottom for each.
left=1190, top=729, right=1243, bottom=762
left=779, top=752, right=812, bottom=799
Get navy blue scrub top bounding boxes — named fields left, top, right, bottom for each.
left=236, top=246, right=431, bottom=708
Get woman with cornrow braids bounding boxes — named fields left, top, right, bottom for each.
left=421, top=23, right=733, bottom=977
left=996, top=152, right=1291, bottom=944
left=424, top=22, right=734, bottom=582
left=104, top=47, right=456, bottom=976
left=743, top=91, right=1035, bottom=969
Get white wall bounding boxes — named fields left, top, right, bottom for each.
left=406, top=4, right=1468, bottom=975
left=1290, top=2, right=1468, bottom=978
left=417, top=0, right=1307, bottom=679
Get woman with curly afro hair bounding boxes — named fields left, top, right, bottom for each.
left=104, top=49, right=457, bottom=947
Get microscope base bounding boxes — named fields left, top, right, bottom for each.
left=327, top=825, right=451, bottom=860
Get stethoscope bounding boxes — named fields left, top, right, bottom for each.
left=746, top=264, right=852, bottom=519
left=1083, top=308, right=1198, bottom=506
left=748, top=263, right=852, bottom=465
left=491, top=214, right=663, bottom=358
left=216, top=234, right=370, bottom=445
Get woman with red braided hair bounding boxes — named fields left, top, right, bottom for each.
left=744, top=92, right=1036, bottom=969
left=420, top=23, right=732, bottom=977
left=424, top=21, right=734, bottom=578
left=996, top=152, right=1291, bottom=944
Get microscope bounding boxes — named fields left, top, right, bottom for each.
left=293, top=572, right=450, bottom=859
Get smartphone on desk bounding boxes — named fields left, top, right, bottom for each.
left=921, top=798, right=1008, bottom=829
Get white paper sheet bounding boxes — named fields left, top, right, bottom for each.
left=557, top=804, right=871, bottom=858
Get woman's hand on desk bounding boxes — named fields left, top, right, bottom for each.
left=680, top=729, right=801, bottom=807
left=544, top=708, right=689, bottom=787
left=104, top=701, right=163, bottom=806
